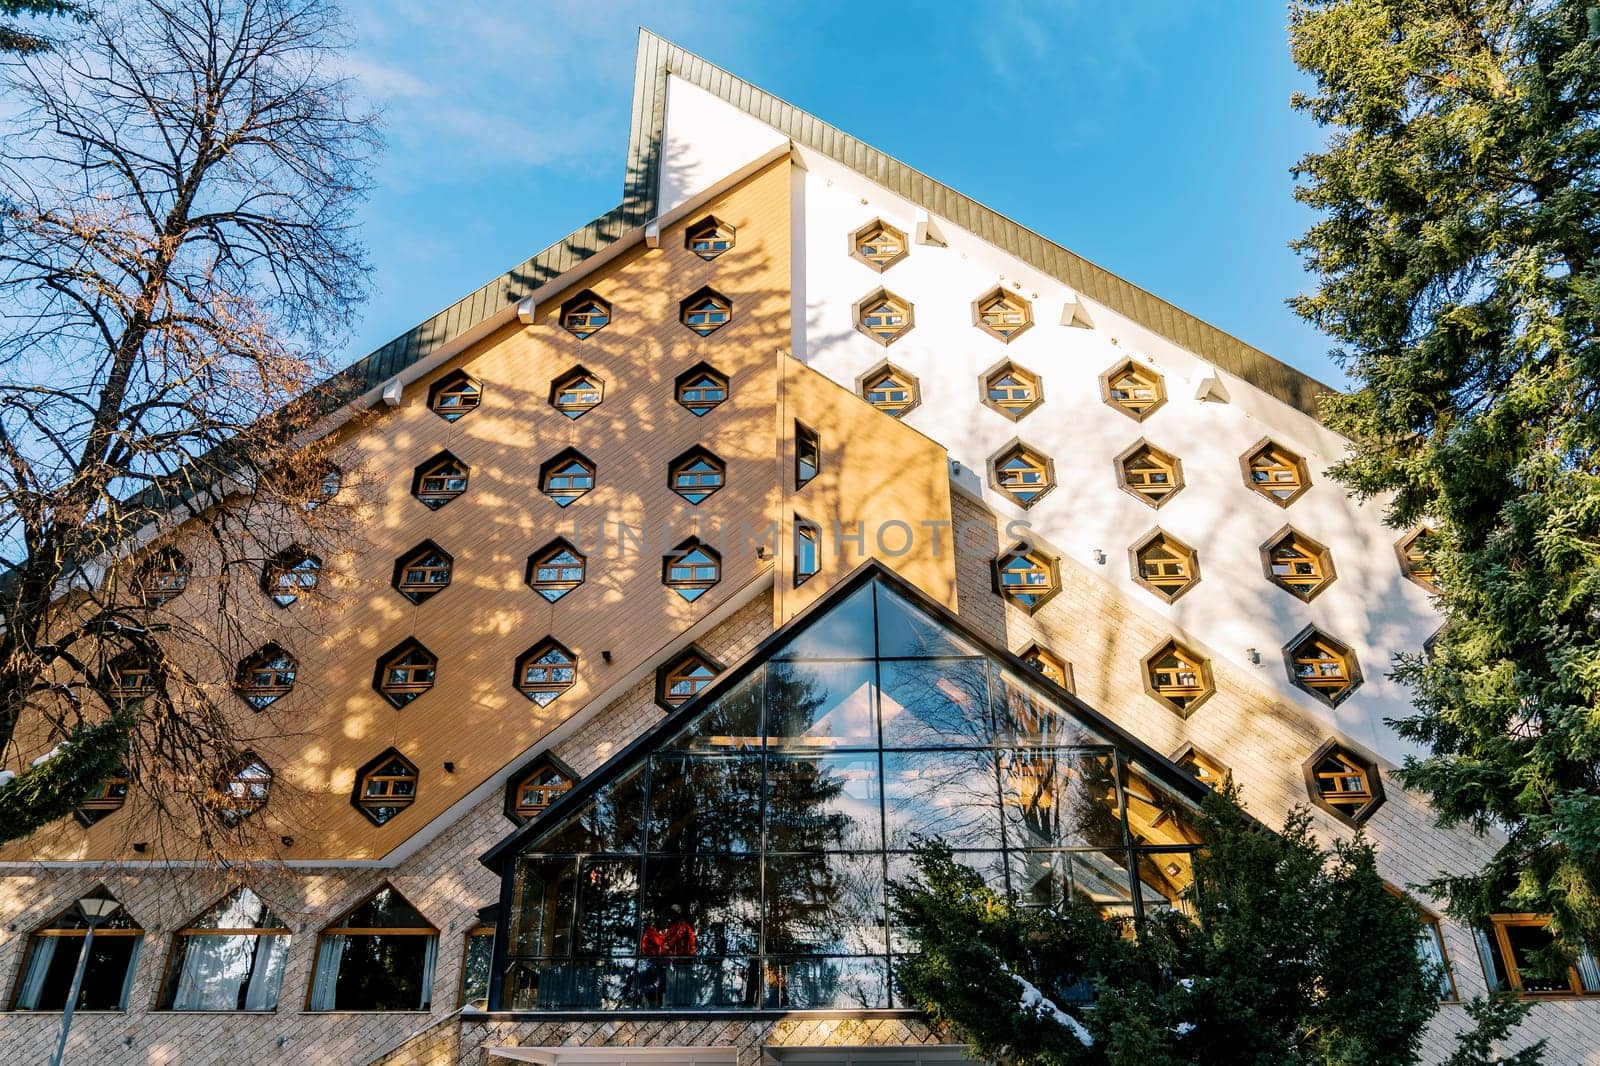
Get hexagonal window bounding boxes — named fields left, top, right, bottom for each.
left=1131, top=530, right=1200, bottom=603
left=212, top=753, right=272, bottom=824
left=559, top=290, right=611, bottom=339
left=1100, top=359, right=1167, bottom=421
left=1261, top=527, right=1335, bottom=602
left=526, top=538, right=585, bottom=602
left=515, top=639, right=576, bottom=707
left=540, top=448, right=595, bottom=507
left=427, top=369, right=482, bottom=423
left=261, top=546, right=320, bottom=608
left=105, top=651, right=156, bottom=705
left=373, top=638, right=436, bottom=708
left=669, top=446, right=726, bottom=504
left=1285, top=625, right=1361, bottom=707
left=505, top=755, right=577, bottom=824
left=657, top=645, right=725, bottom=710
left=412, top=450, right=469, bottom=510
left=858, top=361, right=919, bottom=418
left=1303, top=739, right=1384, bottom=825
left=1397, top=525, right=1441, bottom=594
left=854, top=288, right=913, bottom=346
left=680, top=286, right=733, bottom=337
left=353, top=748, right=418, bottom=827
left=663, top=538, right=721, bottom=602
left=549, top=366, right=603, bottom=419
left=392, top=540, right=453, bottom=605
left=1171, top=743, right=1230, bottom=791
left=851, top=219, right=908, bottom=272
left=137, top=546, right=190, bottom=606
left=973, top=287, right=1033, bottom=342
left=686, top=215, right=735, bottom=260
left=676, top=362, right=729, bottom=416
left=75, top=766, right=129, bottom=827
left=235, top=643, right=296, bottom=711
left=1243, top=439, right=1311, bottom=506
left=989, top=441, right=1056, bottom=508
left=1116, top=440, right=1184, bottom=508
left=1018, top=642, right=1073, bottom=692
left=1143, top=638, right=1213, bottom=717
left=982, top=359, right=1044, bottom=421
left=993, top=544, right=1060, bottom=614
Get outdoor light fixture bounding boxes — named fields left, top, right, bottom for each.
left=50, top=896, right=122, bottom=1066
left=601, top=650, right=613, bottom=664
left=1247, top=647, right=1262, bottom=666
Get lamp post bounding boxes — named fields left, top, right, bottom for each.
left=49, top=896, right=121, bottom=1066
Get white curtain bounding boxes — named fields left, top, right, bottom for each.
left=418, top=936, right=438, bottom=1009
left=172, top=934, right=287, bottom=1010
left=309, top=935, right=347, bottom=1010
left=15, top=936, right=58, bottom=1009
left=115, top=939, right=142, bottom=1009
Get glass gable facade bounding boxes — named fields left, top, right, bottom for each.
left=495, top=573, right=1203, bottom=1013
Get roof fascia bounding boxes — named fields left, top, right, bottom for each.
left=627, top=28, right=1335, bottom=421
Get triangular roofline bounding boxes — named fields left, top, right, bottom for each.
left=480, top=557, right=1213, bottom=872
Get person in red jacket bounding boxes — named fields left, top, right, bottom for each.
left=637, top=921, right=666, bottom=1006
left=663, top=904, right=696, bottom=957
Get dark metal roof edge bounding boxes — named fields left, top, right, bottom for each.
left=625, top=29, right=1337, bottom=421
left=478, top=557, right=1212, bottom=872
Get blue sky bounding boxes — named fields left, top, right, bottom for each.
left=339, top=1, right=1341, bottom=385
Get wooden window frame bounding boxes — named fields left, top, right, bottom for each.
left=426, top=369, right=483, bottom=423
left=306, top=885, right=436, bottom=1013
left=1483, top=914, right=1600, bottom=997
left=411, top=451, right=469, bottom=510
left=1302, top=738, right=1384, bottom=824
left=793, top=516, right=820, bottom=587
left=392, top=540, right=453, bottom=605
left=10, top=890, right=143, bottom=1011
left=503, top=754, right=578, bottom=823
left=662, top=538, right=721, bottom=602
left=352, top=747, right=419, bottom=827
left=548, top=366, right=604, bottom=419
left=211, top=753, right=273, bottom=823
left=1241, top=438, right=1312, bottom=507
left=105, top=652, right=156, bottom=704
left=539, top=449, right=596, bottom=508
left=137, top=547, right=190, bottom=606
left=674, top=361, right=729, bottom=416
left=1260, top=526, right=1335, bottom=603
left=1130, top=529, right=1200, bottom=603
left=234, top=643, right=296, bottom=710
left=685, top=215, right=736, bottom=260
left=1396, top=525, right=1442, bottom=594
left=1017, top=642, right=1073, bottom=693
left=1382, top=884, right=1459, bottom=1002
left=1142, top=638, right=1214, bottom=717
left=992, top=544, right=1061, bottom=614
left=514, top=639, right=577, bottom=707
left=679, top=286, right=733, bottom=337
left=850, top=218, right=909, bottom=272
left=1099, top=358, right=1167, bottom=421
left=1284, top=624, right=1362, bottom=707
left=260, top=546, right=320, bottom=608
left=795, top=421, right=820, bottom=489
left=525, top=538, right=585, bottom=602
left=155, top=890, right=291, bottom=1011
left=667, top=446, right=726, bottom=505
left=459, top=925, right=496, bottom=1009
left=74, top=766, right=130, bottom=826
left=853, top=288, right=914, bottom=346
left=988, top=440, right=1056, bottom=508
left=856, top=360, right=919, bottom=417
left=1115, top=439, right=1184, bottom=508
left=981, top=358, right=1044, bottom=421
left=655, top=644, right=726, bottom=711
left=1170, top=742, right=1229, bottom=791
left=373, top=638, right=437, bottom=708
left=557, top=290, right=611, bottom=339
left=972, top=286, right=1034, bottom=343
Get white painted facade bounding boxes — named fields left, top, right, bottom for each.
left=656, top=75, right=1441, bottom=765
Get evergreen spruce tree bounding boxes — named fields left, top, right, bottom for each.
left=890, top=791, right=1516, bottom=1064
left=1288, top=0, right=1600, bottom=957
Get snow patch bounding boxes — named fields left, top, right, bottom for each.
left=1009, top=971, right=1094, bottom=1047
left=30, top=744, right=66, bottom=768
left=0, top=770, right=14, bottom=788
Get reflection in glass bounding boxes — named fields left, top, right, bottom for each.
left=765, top=956, right=888, bottom=1009
left=1001, top=750, right=1124, bottom=850
left=511, top=856, right=575, bottom=958
left=995, top=669, right=1104, bottom=746
left=537, top=772, right=645, bottom=854
left=875, top=584, right=975, bottom=658
left=1135, top=849, right=1198, bottom=917
left=574, top=859, right=639, bottom=957
left=764, top=852, right=886, bottom=956
left=776, top=581, right=875, bottom=659
left=766, top=754, right=881, bottom=852
left=648, top=754, right=762, bottom=853
left=668, top=668, right=764, bottom=751
left=884, top=750, right=1000, bottom=850
left=642, top=856, right=760, bottom=956
left=1121, top=768, right=1203, bottom=848
left=1010, top=849, right=1138, bottom=918
left=764, top=660, right=877, bottom=748
left=879, top=658, right=990, bottom=747
left=886, top=851, right=1006, bottom=952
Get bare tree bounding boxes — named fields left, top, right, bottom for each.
left=0, top=0, right=378, bottom=854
